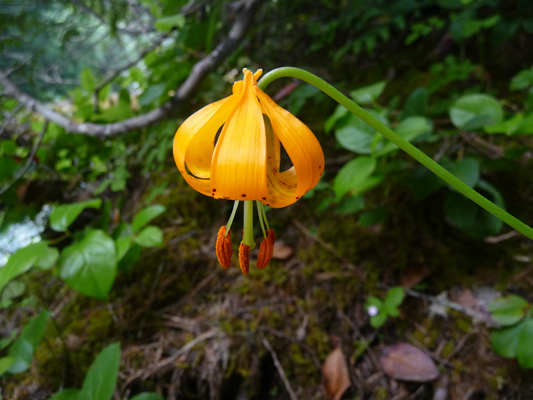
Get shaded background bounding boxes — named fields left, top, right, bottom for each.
left=1, top=0, right=533, bottom=399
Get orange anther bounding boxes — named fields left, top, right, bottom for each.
left=215, top=226, right=232, bottom=269
left=239, top=243, right=250, bottom=274
left=257, top=228, right=276, bottom=269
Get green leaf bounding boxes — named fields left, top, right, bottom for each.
left=324, top=105, right=349, bottom=133
left=58, top=230, right=117, bottom=299
left=1, top=281, right=26, bottom=308
left=49, top=389, right=90, bottom=400
left=350, top=81, right=386, bottom=104
left=376, top=117, right=431, bottom=156
left=333, top=156, right=376, bottom=198
left=154, top=14, right=186, bottom=32
left=134, top=226, right=163, bottom=248
left=335, top=112, right=389, bottom=154
left=444, top=191, right=477, bottom=230
left=50, top=199, right=102, bottom=232
left=81, top=343, right=121, bottom=400
left=510, top=67, right=533, bottom=91
left=0, top=242, right=50, bottom=293
left=139, top=83, right=166, bottom=106
left=491, top=316, right=529, bottom=358
left=35, top=246, right=59, bottom=270
left=385, top=287, right=405, bottom=308
left=0, top=357, right=16, bottom=376
left=359, top=206, right=388, bottom=226
left=80, top=67, right=96, bottom=92
left=115, top=237, right=132, bottom=262
left=335, top=195, right=365, bottom=214
left=130, top=393, right=165, bottom=400
left=517, top=318, right=533, bottom=368
left=8, top=310, right=50, bottom=373
left=132, top=205, right=166, bottom=233
left=402, top=87, right=428, bottom=118
left=449, top=94, right=503, bottom=130
left=448, top=158, right=479, bottom=188
left=484, top=114, right=524, bottom=136
left=487, top=295, right=529, bottom=326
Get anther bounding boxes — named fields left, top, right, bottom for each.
left=239, top=243, right=250, bottom=274
left=215, top=226, right=232, bottom=269
left=256, top=228, right=276, bottom=270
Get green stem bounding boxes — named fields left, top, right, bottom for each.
left=225, top=200, right=240, bottom=235
left=258, top=67, right=533, bottom=240
left=256, top=201, right=267, bottom=238
left=242, top=200, right=255, bottom=248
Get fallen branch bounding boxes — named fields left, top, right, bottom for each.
left=261, top=335, right=298, bottom=400
left=0, top=0, right=261, bottom=139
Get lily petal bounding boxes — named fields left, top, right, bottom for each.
left=255, top=88, right=324, bottom=207
left=173, top=95, right=240, bottom=196
left=211, top=71, right=268, bottom=200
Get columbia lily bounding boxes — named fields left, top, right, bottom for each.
left=173, top=68, right=324, bottom=273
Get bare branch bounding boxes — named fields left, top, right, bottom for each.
left=0, top=0, right=261, bottom=139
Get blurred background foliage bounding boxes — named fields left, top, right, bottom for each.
left=1, top=0, right=533, bottom=399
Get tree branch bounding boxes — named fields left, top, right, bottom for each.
left=0, top=0, right=261, bottom=139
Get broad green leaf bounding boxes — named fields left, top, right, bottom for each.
left=81, top=342, right=121, bottom=400
left=35, top=246, right=59, bottom=270
left=49, top=389, right=89, bottom=400
left=0, top=357, right=16, bottom=376
left=335, top=195, right=365, bottom=214
left=333, top=156, right=376, bottom=198
left=134, top=226, right=163, bottom=248
left=130, top=393, right=165, bottom=400
left=139, top=83, right=166, bottom=106
left=132, top=205, right=166, bottom=233
left=484, top=114, right=524, bottom=135
left=58, top=230, right=117, bottom=299
left=115, top=237, right=132, bottom=261
left=487, top=295, right=529, bottom=326
left=80, top=67, right=96, bottom=92
left=402, top=87, right=428, bottom=117
left=335, top=112, right=389, bottom=154
left=491, top=316, right=529, bottom=358
left=350, top=81, right=386, bottom=104
left=444, top=191, right=477, bottom=230
left=376, top=117, right=431, bottom=156
left=0, top=281, right=26, bottom=308
left=449, top=94, right=503, bottom=130
left=513, top=113, right=533, bottom=135
left=359, top=206, right=388, bottom=226
left=324, top=105, right=348, bottom=133
left=385, top=287, right=405, bottom=309
left=7, top=310, right=50, bottom=373
left=154, top=14, right=186, bottom=32
left=517, top=318, right=533, bottom=368
left=50, top=199, right=102, bottom=232
left=448, top=158, right=479, bottom=188
left=0, top=242, right=50, bottom=293
left=510, top=67, right=533, bottom=91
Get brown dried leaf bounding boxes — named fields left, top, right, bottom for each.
left=379, top=343, right=439, bottom=382
left=400, top=264, right=430, bottom=289
left=322, top=347, right=351, bottom=400
left=272, top=241, right=293, bottom=260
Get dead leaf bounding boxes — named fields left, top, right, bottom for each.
left=379, top=343, right=439, bottom=382
left=272, top=241, right=293, bottom=260
left=400, top=264, right=430, bottom=288
left=322, top=347, right=351, bottom=400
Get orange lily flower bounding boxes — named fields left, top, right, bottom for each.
left=173, top=68, right=324, bottom=273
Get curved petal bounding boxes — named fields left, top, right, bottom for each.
left=173, top=95, right=240, bottom=196
left=211, top=72, right=268, bottom=200
left=255, top=88, right=324, bottom=207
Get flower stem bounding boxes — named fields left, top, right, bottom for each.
left=242, top=200, right=256, bottom=249
left=258, top=67, right=533, bottom=240
left=225, top=201, right=240, bottom=235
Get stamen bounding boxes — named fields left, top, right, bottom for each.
left=242, top=201, right=255, bottom=249
left=256, top=228, right=276, bottom=270
left=215, top=226, right=232, bottom=269
left=256, top=201, right=266, bottom=238
left=225, top=201, right=240, bottom=236
left=239, top=243, right=250, bottom=274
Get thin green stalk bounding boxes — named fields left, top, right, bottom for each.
left=258, top=67, right=533, bottom=240
left=242, top=200, right=255, bottom=248
left=225, top=200, right=240, bottom=235
left=256, top=201, right=267, bottom=238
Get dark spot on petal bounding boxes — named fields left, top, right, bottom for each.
left=318, top=165, right=322, bottom=169
left=262, top=197, right=266, bottom=200
left=241, top=194, right=246, bottom=197
left=266, top=204, right=270, bottom=206
left=296, top=197, right=300, bottom=199
left=212, top=188, right=216, bottom=192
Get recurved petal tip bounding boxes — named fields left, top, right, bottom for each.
left=239, top=243, right=250, bottom=274
left=216, top=226, right=232, bottom=269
